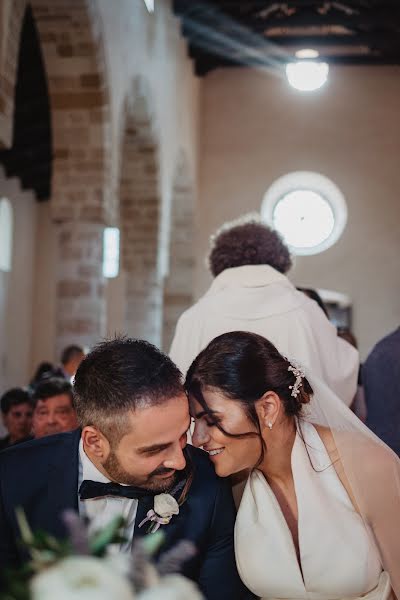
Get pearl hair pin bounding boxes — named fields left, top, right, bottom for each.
left=288, top=364, right=305, bottom=398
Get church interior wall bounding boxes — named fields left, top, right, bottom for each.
left=197, top=66, right=400, bottom=358
left=0, top=0, right=200, bottom=391
left=94, top=0, right=200, bottom=344
left=0, top=168, right=36, bottom=391
left=1, top=0, right=398, bottom=389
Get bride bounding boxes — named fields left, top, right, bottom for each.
left=185, top=331, right=400, bottom=600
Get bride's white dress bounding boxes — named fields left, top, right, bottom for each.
left=235, top=421, right=391, bottom=599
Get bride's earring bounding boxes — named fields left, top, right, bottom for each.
left=268, top=421, right=273, bottom=430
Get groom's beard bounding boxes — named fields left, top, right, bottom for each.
left=103, top=451, right=178, bottom=492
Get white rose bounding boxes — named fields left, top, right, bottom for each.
left=31, top=556, right=135, bottom=600
left=105, top=553, right=132, bottom=578
left=137, top=574, right=203, bottom=600
left=153, top=493, right=179, bottom=518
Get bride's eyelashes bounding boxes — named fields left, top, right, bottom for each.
left=205, top=416, right=221, bottom=427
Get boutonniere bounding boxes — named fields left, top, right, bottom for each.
left=139, top=493, right=180, bottom=533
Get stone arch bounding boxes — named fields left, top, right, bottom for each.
left=0, top=1, right=26, bottom=147
left=32, top=0, right=112, bottom=356
left=119, top=76, right=163, bottom=345
left=31, top=0, right=112, bottom=222
left=162, top=149, right=195, bottom=351
left=0, top=1, right=112, bottom=356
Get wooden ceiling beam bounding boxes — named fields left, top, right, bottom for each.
left=263, top=33, right=400, bottom=47
left=237, top=15, right=400, bottom=32
left=193, top=49, right=400, bottom=76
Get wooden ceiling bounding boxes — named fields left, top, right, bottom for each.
left=173, top=1, right=400, bottom=76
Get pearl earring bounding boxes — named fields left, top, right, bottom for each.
left=268, top=421, right=273, bottom=430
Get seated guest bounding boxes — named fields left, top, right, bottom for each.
left=0, top=388, right=33, bottom=450
left=29, top=361, right=58, bottom=392
left=58, top=344, right=85, bottom=382
left=297, top=286, right=329, bottom=317
left=32, top=378, right=78, bottom=439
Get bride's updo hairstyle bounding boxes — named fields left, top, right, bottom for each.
left=185, top=331, right=313, bottom=462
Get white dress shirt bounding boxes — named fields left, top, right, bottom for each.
left=78, top=439, right=138, bottom=553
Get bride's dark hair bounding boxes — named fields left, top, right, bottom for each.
left=185, top=331, right=313, bottom=465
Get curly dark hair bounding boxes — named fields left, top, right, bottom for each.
left=208, top=216, right=292, bottom=277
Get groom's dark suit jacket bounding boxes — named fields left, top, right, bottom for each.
left=0, top=429, right=249, bottom=599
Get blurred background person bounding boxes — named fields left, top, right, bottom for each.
left=296, top=286, right=329, bottom=318
left=29, top=361, right=58, bottom=392
left=57, top=345, right=86, bottom=382
left=363, top=326, right=400, bottom=455
left=170, top=215, right=359, bottom=406
left=32, top=378, right=78, bottom=439
left=337, top=327, right=367, bottom=422
left=0, top=388, right=33, bottom=450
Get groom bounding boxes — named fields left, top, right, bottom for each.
left=0, top=338, right=247, bottom=599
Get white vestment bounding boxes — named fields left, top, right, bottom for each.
left=170, top=265, right=359, bottom=405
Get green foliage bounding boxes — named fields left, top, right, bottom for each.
left=1, top=509, right=129, bottom=599
left=88, top=515, right=127, bottom=556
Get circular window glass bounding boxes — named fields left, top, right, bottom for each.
left=262, top=172, right=347, bottom=256
left=273, top=190, right=334, bottom=249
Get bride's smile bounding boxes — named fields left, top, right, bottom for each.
left=190, top=387, right=263, bottom=477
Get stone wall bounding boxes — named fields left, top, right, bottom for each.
left=162, top=150, right=195, bottom=351
left=0, top=0, right=199, bottom=381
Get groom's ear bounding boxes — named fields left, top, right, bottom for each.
left=255, top=391, right=281, bottom=430
left=82, top=426, right=110, bottom=459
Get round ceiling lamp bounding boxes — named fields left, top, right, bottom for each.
left=286, top=49, right=329, bottom=92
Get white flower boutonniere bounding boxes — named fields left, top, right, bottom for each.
left=139, top=494, right=180, bottom=533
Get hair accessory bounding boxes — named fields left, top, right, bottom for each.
left=288, top=364, right=305, bottom=398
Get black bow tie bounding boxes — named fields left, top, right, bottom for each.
left=79, top=480, right=156, bottom=501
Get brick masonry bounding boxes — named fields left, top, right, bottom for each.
left=56, top=221, right=105, bottom=356
left=119, top=77, right=163, bottom=346
left=0, top=1, right=26, bottom=148
left=0, top=2, right=196, bottom=360
left=162, top=151, right=195, bottom=351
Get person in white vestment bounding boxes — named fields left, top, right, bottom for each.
left=185, top=331, right=400, bottom=600
left=170, top=215, right=359, bottom=406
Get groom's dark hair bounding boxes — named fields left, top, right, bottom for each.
left=73, top=336, right=183, bottom=445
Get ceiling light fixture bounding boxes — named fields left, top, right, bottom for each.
left=286, top=49, right=329, bottom=92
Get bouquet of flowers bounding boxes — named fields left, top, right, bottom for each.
left=1, top=508, right=203, bottom=600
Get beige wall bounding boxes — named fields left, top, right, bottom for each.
left=197, top=66, right=400, bottom=358
left=31, top=202, right=57, bottom=368
left=0, top=168, right=36, bottom=395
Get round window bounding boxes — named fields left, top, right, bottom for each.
left=261, top=172, right=347, bottom=256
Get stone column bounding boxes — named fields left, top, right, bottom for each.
left=55, top=221, right=105, bottom=356
left=125, top=267, right=162, bottom=347
left=162, top=163, right=194, bottom=351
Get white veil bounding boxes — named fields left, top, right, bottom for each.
left=301, top=370, right=400, bottom=598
